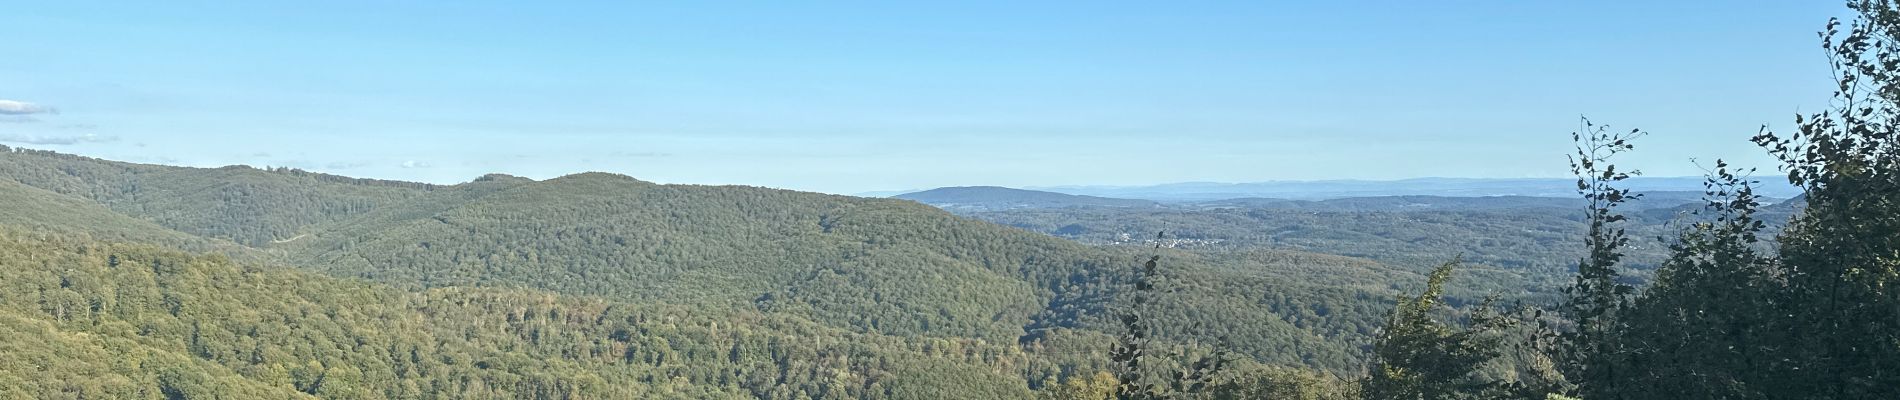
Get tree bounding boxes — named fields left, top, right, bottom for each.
left=1748, top=3, right=1900, bottom=397
left=1111, top=232, right=1227, bottom=400
left=1043, top=372, right=1119, bottom=400
left=1547, top=3, right=1900, bottom=398
left=1111, top=247, right=1162, bottom=400
left=1361, top=258, right=1513, bottom=400
left=1553, top=118, right=1643, bottom=399
left=1611, top=160, right=1778, bottom=399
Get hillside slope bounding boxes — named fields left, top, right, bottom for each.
left=0, top=228, right=1059, bottom=398
left=0, top=149, right=1420, bottom=374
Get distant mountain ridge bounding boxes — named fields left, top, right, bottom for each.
left=893, top=186, right=1159, bottom=211
left=1189, top=191, right=1768, bottom=212
left=894, top=185, right=1765, bottom=213
left=1027, top=177, right=1805, bottom=201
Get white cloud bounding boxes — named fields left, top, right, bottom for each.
left=0, top=100, right=55, bottom=116
left=608, top=151, right=675, bottom=158
left=400, top=160, right=432, bottom=168
left=0, top=133, right=119, bottom=145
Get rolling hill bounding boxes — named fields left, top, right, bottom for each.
left=0, top=146, right=432, bottom=246
left=0, top=227, right=1051, bottom=398
left=0, top=147, right=1426, bottom=397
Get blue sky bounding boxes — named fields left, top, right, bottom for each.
left=0, top=1, right=1850, bottom=194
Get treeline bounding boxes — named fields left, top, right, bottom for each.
left=0, top=147, right=431, bottom=246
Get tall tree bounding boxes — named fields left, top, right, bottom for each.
left=1111, top=242, right=1164, bottom=400
left=1750, top=2, right=1900, bottom=397
left=1111, top=232, right=1227, bottom=400
left=1613, top=160, right=1777, bottom=399
left=1554, top=118, right=1643, bottom=399
left=1550, top=3, right=1900, bottom=398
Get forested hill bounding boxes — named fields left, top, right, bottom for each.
left=282, top=172, right=1081, bottom=343
left=0, top=146, right=434, bottom=246
left=265, top=170, right=1398, bottom=369
left=0, top=147, right=1414, bottom=397
left=0, top=228, right=1055, bottom=398
left=893, top=186, right=1160, bottom=211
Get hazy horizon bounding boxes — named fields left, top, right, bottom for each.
left=2, top=1, right=1850, bottom=194
left=0, top=144, right=1801, bottom=198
